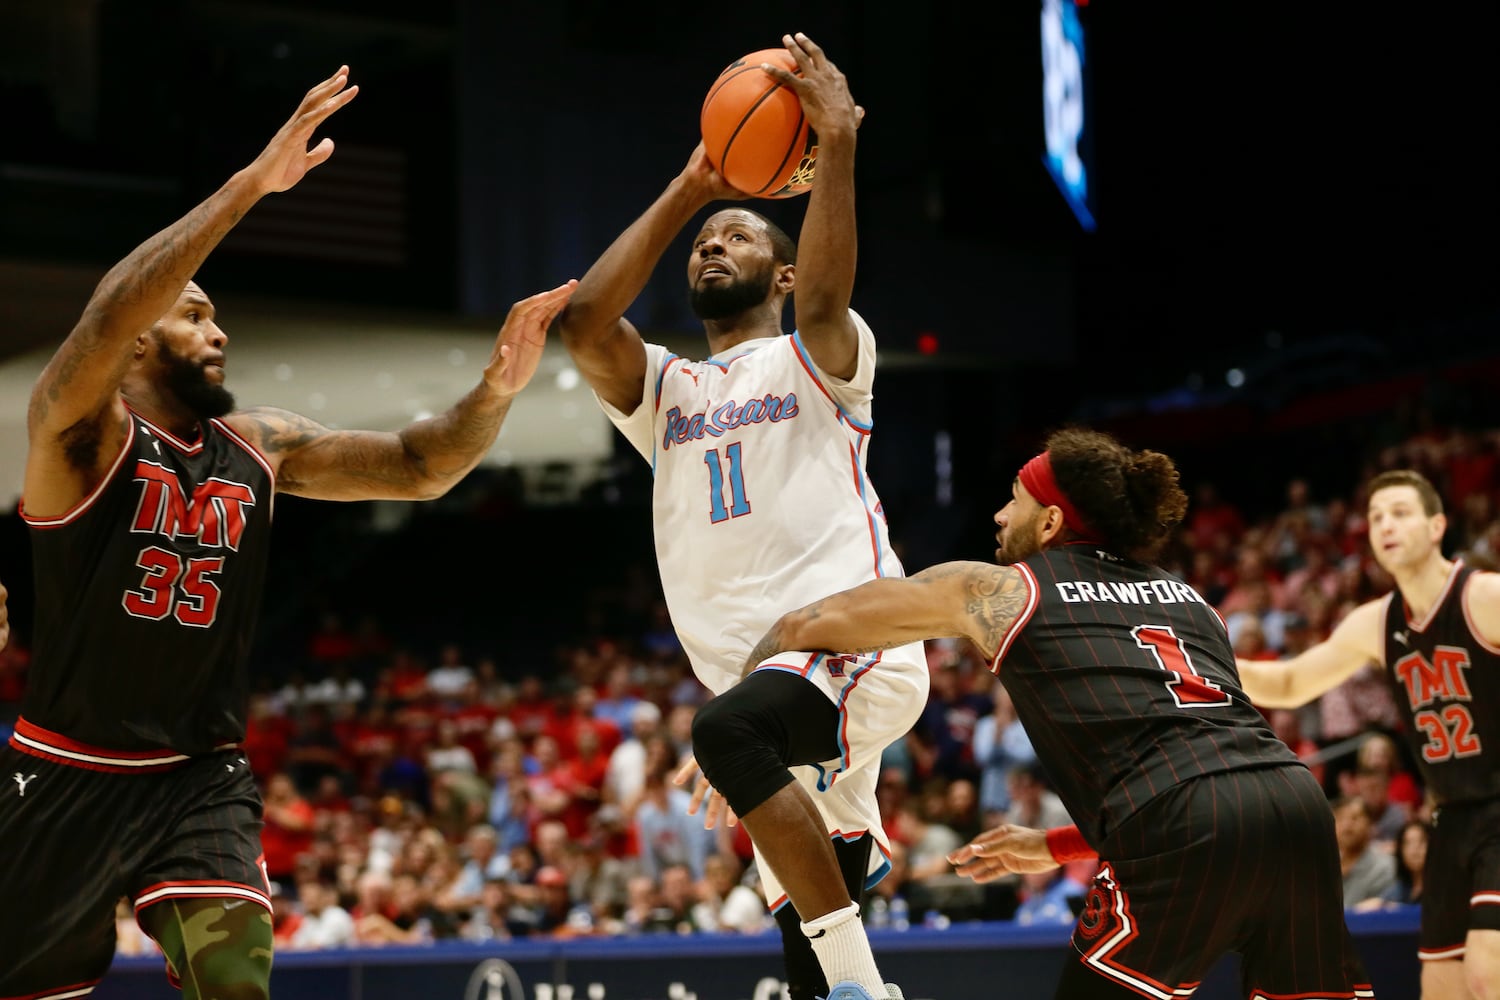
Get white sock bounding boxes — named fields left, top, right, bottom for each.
left=801, top=901, right=882, bottom=993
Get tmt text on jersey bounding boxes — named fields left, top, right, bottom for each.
left=130, top=461, right=257, bottom=550
left=662, top=394, right=801, bottom=451
left=1394, top=646, right=1474, bottom=709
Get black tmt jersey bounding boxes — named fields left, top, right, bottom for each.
left=989, top=544, right=1302, bottom=854
left=1384, top=561, right=1500, bottom=805
left=20, top=411, right=274, bottom=754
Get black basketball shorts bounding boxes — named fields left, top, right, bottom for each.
left=0, top=736, right=268, bottom=998
left=1063, top=765, right=1373, bottom=1000
left=1420, top=795, right=1500, bottom=962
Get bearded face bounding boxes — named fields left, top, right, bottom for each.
left=689, top=260, right=776, bottom=321
left=158, top=338, right=235, bottom=419
left=994, top=496, right=1046, bottom=566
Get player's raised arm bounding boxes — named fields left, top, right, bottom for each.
left=740, top=561, right=1028, bottom=678
left=1236, top=597, right=1387, bottom=708
left=765, top=32, right=861, bottom=380
left=554, top=146, right=738, bottom=415
left=233, top=281, right=575, bottom=501
left=24, top=67, right=358, bottom=517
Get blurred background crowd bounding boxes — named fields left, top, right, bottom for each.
left=1, top=397, right=1485, bottom=957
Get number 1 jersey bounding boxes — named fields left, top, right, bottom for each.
left=602, top=312, right=911, bottom=696
left=989, top=545, right=1302, bottom=854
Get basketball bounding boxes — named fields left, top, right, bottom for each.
left=700, top=48, right=817, bottom=199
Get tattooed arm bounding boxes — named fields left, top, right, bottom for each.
left=230, top=282, right=576, bottom=502
left=739, top=561, right=1033, bottom=678
left=23, top=68, right=358, bottom=517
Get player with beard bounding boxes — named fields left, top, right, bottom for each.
left=553, top=33, right=922, bottom=1000
left=1237, top=470, right=1500, bottom=1000
left=740, top=427, right=1374, bottom=1000
left=0, top=67, right=575, bottom=1000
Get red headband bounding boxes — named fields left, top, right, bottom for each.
left=1018, top=451, right=1099, bottom=543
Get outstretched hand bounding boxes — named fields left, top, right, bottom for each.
left=485, top=280, right=579, bottom=398
left=763, top=33, right=862, bottom=139
left=673, top=754, right=738, bottom=829
left=246, top=66, right=360, bottom=196
left=948, top=823, right=1059, bottom=883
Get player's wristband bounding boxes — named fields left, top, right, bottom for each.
left=1045, top=825, right=1094, bottom=863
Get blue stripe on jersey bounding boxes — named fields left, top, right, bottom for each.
left=853, top=459, right=887, bottom=579
left=654, top=352, right=681, bottom=408
left=650, top=353, right=684, bottom=479
left=790, top=331, right=873, bottom=432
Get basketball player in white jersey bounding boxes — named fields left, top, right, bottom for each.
left=553, top=32, right=922, bottom=1000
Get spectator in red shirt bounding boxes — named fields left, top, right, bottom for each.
left=262, top=771, right=316, bottom=884
left=554, top=724, right=610, bottom=839
left=1445, top=427, right=1498, bottom=503
left=242, top=692, right=293, bottom=781
left=381, top=648, right=430, bottom=705
left=1185, top=481, right=1246, bottom=551
left=305, top=610, right=359, bottom=674
left=508, top=674, right=552, bottom=743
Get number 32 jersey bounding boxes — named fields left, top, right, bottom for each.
left=1383, top=560, right=1500, bottom=805
left=602, top=311, right=918, bottom=696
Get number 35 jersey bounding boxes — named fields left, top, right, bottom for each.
left=1384, top=560, right=1500, bottom=805
left=19, top=410, right=273, bottom=758
left=602, top=311, right=915, bottom=696
left=989, top=545, right=1301, bottom=852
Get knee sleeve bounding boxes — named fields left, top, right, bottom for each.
left=139, top=896, right=273, bottom=1000
left=691, top=691, right=795, bottom=817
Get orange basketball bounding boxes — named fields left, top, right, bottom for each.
left=700, top=48, right=817, bottom=199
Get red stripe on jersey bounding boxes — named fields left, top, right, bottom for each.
left=1406, top=559, right=1463, bottom=634
left=791, top=335, right=840, bottom=408
left=989, top=564, right=1041, bottom=672
left=211, top=417, right=277, bottom=498
left=20, top=421, right=137, bottom=528
left=1247, top=989, right=1371, bottom=998
left=10, top=717, right=239, bottom=773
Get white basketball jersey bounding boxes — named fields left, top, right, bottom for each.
left=601, top=311, right=911, bottom=695
left=600, top=311, right=930, bottom=905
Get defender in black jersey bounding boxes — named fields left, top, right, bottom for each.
left=1240, top=469, right=1500, bottom=1000
left=745, top=427, right=1373, bottom=1000
left=0, top=69, right=576, bottom=1000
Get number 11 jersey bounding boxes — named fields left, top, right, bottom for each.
left=601, top=311, right=919, bottom=698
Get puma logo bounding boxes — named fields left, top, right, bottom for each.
left=1393, top=631, right=1410, bottom=647
left=13, top=772, right=37, bottom=797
